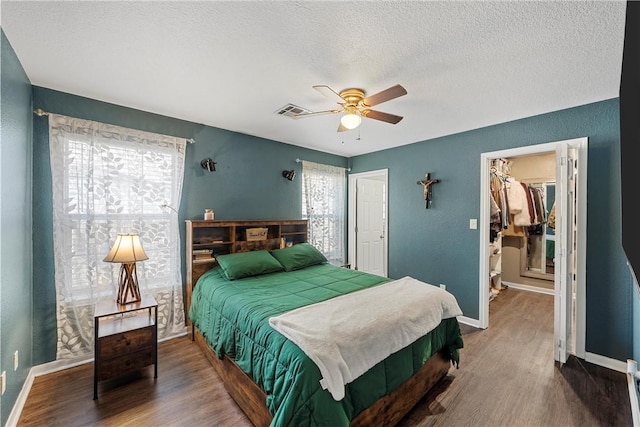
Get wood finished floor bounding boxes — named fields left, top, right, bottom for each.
left=18, top=288, right=631, bottom=427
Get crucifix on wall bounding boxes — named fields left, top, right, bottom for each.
left=417, top=173, right=440, bottom=209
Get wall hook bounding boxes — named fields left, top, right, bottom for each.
left=201, top=158, right=216, bottom=172
left=282, top=170, right=295, bottom=181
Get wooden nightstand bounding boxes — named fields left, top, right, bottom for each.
left=93, top=294, right=158, bottom=399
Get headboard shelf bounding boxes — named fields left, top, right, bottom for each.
left=193, top=241, right=233, bottom=247
left=192, top=258, right=219, bottom=265
left=185, top=219, right=308, bottom=324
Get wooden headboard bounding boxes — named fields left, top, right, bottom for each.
left=184, top=219, right=308, bottom=324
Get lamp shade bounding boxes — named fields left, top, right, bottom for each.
left=340, top=113, right=362, bottom=130
left=103, top=233, right=149, bottom=263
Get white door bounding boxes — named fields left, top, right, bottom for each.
left=554, top=145, right=579, bottom=363
left=356, top=178, right=386, bottom=276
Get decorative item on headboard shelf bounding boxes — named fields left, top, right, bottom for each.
left=246, top=227, right=269, bottom=241
left=417, top=173, right=440, bottom=209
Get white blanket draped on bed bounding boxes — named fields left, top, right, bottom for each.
left=268, top=276, right=463, bottom=400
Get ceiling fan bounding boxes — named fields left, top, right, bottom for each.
left=293, top=84, right=407, bottom=132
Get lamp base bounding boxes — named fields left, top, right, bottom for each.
left=117, top=263, right=142, bottom=305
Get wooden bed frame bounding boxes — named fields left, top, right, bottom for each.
left=193, top=328, right=451, bottom=427
left=185, top=219, right=454, bottom=426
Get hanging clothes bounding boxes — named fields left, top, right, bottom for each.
left=511, top=184, right=547, bottom=228
left=490, top=159, right=553, bottom=239
left=490, top=169, right=509, bottom=237
left=510, top=180, right=530, bottom=227
left=490, top=159, right=514, bottom=225
left=531, top=186, right=546, bottom=224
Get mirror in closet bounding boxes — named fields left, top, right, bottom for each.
left=520, top=182, right=555, bottom=281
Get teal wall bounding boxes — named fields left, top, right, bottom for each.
left=350, top=98, right=633, bottom=361
left=31, top=86, right=347, bottom=364
left=23, top=92, right=640, bottom=365
left=0, top=31, right=33, bottom=426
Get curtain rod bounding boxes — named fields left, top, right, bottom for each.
left=33, top=108, right=196, bottom=144
left=296, top=158, right=352, bottom=172
left=296, top=158, right=351, bottom=172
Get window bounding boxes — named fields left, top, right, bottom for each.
left=301, top=160, right=346, bottom=264
left=49, top=114, right=186, bottom=359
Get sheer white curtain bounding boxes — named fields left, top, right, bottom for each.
left=49, top=114, right=187, bottom=359
left=301, top=160, right=346, bottom=264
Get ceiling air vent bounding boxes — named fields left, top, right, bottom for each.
left=275, top=104, right=312, bottom=118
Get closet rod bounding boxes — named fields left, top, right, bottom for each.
left=33, top=108, right=196, bottom=144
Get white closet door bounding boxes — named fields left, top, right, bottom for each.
left=554, top=144, right=578, bottom=363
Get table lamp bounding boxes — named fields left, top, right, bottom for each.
left=103, top=233, right=149, bottom=305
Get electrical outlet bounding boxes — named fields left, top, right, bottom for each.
left=469, top=219, right=478, bottom=229
left=1, top=371, right=6, bottom=395
left=440, top=284, right=446, bottom=290
left=14, top=350, right=19, bottom=371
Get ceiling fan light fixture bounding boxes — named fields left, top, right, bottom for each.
left=340, top=112, right=362, bottom=130
left=299, top=84, right=406, bottom=132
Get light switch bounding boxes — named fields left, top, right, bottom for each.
left=469, top=219, right=478, bottom=229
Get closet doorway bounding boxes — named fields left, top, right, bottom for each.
left=479, top=138, right=587, bottom=363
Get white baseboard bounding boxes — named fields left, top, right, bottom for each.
left=457, top=315, right=482, bottom=328
left=5, top=370, right=35, bottom=427
left=585, top=351, right=627, bottom=373
left=627, top=360, right=640, bottom=427
left=502, top=280, right=554, bottom=296
left=5, top=330, right=186, bottom=427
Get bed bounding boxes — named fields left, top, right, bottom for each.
left=186, top=221, right=464, bottom=427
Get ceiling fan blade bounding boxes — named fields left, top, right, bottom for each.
left=337, top=122, right=349, bottom=132
left=361, top=84, right=407, bottom=107
left=293, top=109, right=341, bottom=119
left=313, top=85, right=345, bottom=104
left=361, top=109, right=404, bottom=124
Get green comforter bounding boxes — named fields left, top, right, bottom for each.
left=189, top=263, right=463, bottom=426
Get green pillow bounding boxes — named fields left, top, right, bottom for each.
left=270, top=243, right=327, bottom=272
left=216, top=250, right=284, bottom=280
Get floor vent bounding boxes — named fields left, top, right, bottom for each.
left=275, top=104, right=312, bottom=118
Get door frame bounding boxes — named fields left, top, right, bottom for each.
left=348, top=169, right=389, bottom=276
left=478, top=138, right=587, bottom=359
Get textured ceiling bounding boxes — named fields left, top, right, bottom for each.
left=1, top=1, right=627, bottom=157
